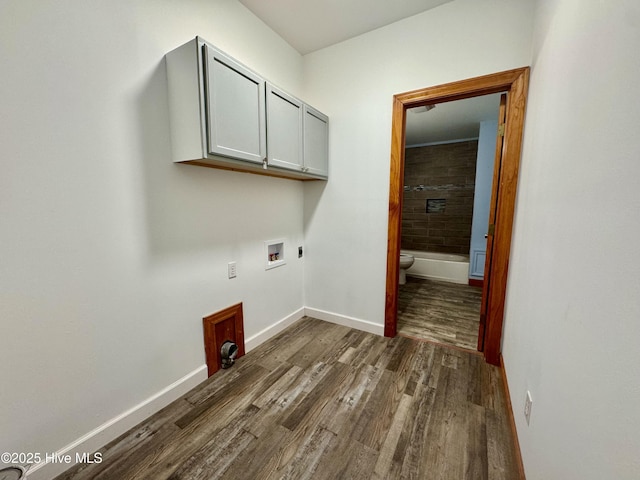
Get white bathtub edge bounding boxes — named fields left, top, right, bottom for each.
left=407, top=272, right=469, bottom=284
left=402, top=249, right=470, bottom=284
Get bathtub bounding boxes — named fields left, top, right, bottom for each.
left=401, top=249, right=469, bottom=284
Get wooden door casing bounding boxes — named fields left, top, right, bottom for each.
left=384, top=68, right=530, bottom=366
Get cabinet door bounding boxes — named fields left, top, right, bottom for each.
left=203, top=44, right=266, bottom=164
left=266, top=83, right=303, bottom=171
left=303, top=105, right=329, bottom=178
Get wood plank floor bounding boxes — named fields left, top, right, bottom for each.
left=398, top=277, right=482, bottom=351
left=55, top=317, right=520, bottom=480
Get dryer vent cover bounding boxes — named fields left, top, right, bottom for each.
left=221, top=340, right=238, bottom=369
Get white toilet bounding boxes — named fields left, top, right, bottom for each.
left=399, top=254, right=415, bottom=285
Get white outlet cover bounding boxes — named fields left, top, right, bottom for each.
left=524, top=390, right=532, bottom=425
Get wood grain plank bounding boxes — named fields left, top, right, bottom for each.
left=174, top=363, right=272, bottom=429
left=340, top=441, right=378, bottom=480
left=128, top=364, right=287, bottom=479
left=352, top=369, right=394, bottom=449
left=321, top=363, right=377, bottom=435
left=396, top=383, right=437, bottom=478
left=287, top=322, right=351, bottom=369
left=419, top=365, right=467, bottom=479
left=372, top=393, right=413, bottom=478
left=343, top=333, right=388, bottom=368
left=166, top=405, right=259, bottom=480
left=244, top=362, right=331, bottom=438
left=280, top=362, right=349, bottom=431
left=259, top=425, right=335, bottom=480
left=252, top=364, right=303, bottom=409
left=358, top=338, right=417, bottom=452
left=221, top=424, right=291, bottom=480
left=465, top=403, right=489, bottom=480
left=252, top=317, right=330, bottom=371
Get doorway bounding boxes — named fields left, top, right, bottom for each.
left=384, top=68, right=529, bottom=366
left=398, top=94, right=501, bottom=350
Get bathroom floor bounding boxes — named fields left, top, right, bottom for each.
left=398, top=277, right=482, bottom=350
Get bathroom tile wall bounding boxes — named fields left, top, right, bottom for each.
left=402, top=140, right=478, bottom=254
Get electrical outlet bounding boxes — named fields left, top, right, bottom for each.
left=228, top=261, right=237, bottom=279
left=524, top=390, right=532, bottom=425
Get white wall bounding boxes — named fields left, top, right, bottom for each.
left=0, top=0, right=305, bottom=477
left=502, top=1, right=640, bottom=478
left=301, top=0, right=535, bottom=326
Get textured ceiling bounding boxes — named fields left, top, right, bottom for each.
left=238, top=0, right=453, bottom=54
left=405, top=94, right=501, bottom=146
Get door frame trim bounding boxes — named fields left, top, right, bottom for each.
left=384, top=67, right=530, bottom=366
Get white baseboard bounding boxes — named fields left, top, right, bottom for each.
left=304, top=307, right=384, bottom=336
left=26, top=365, right=208, bottom=480
left=244, top=307, right=305, bottom=352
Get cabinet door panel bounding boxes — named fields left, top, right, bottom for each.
left=266, top=83, right=303, bottom=171
left=204, top=45, right=266, bottom=164
left=303, top=105, right=329, bottom=178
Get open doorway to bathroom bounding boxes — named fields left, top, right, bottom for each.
left=384, top=68, right=530, bottom=366
left=397, top=94, right=501, bottom=350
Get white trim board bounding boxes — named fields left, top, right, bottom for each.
left=245, top=307, right=305, bottom=352
left=304, top=307, right=385, bottom=336
left=26, top=365, right=208, bottom=480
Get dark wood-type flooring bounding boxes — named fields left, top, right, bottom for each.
left=398, top=277, right=482, bottom=351
left=55, top=317, right=520, bottom=480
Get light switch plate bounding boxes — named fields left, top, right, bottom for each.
left=228, top=261, right=237, bottom=279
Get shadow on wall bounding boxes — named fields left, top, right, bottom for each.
left=302, top=180, right=328, bottom=237
left=134, top=59, right=302, bottom=264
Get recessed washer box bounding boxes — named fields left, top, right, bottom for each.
left=265, top=239, right=286, bottom=270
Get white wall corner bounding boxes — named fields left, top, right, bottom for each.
left=304, top=307, right=385, bottom=336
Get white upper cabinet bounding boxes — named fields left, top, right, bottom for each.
left=266, top=83, right=303, bottom=171
left=266, top=83, right=329, bottom=179
left=303, top=105, right=329, bottom=178
left=204, top=45, right=266, bottom=165
left=165, top=37, right=328, bottom=181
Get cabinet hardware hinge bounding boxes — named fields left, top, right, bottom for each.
left=497, top=124, right=505, bottom=137
left=488, top=224, right=495, bottom=236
